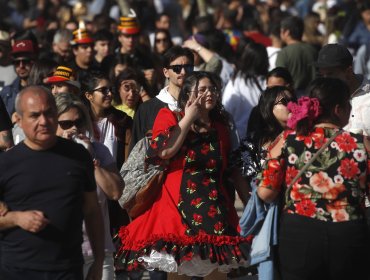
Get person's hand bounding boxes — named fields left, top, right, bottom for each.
left=85, top=260, right=103, bottom=280
left=15, top=211, right=49, bottom=233
left=184, top=92, right=205, bottom=122
left=183, top=37, right=202, bottom=52
left=75, top=134, right=94, bottom=156
left=0, top=201, right=8, bottom=216
left=61, top=129, right=77, bottom=139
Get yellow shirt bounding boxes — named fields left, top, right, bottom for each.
left=114, top=103, right=135, bottom=119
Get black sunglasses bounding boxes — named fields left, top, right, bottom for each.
left=13, top=58, right=32, bottom=66
left=155, top=38, right=168, bottom=43
left=58, top=119, right=85, bottom=130
left=274, top=97, right=295, bottom=106
left=93, top=86, right=113, bottom=95
left=167, top=64, right=194, bottom=74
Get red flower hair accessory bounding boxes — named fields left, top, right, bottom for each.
left=287, top=97, right=321, bottom=129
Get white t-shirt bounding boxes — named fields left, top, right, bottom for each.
left=96, top=118, right=117, bottom=159
left=222, top=74, right=266, bottom=139
left=266, top=47, right=281, bottom=71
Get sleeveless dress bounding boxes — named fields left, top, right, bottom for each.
left=115, top=108, right=251, bottom=277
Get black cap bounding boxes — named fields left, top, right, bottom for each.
left=314, top=44, right=353, bottom=68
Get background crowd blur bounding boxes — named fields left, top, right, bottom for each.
left=1, top=0, right=370, bottom=280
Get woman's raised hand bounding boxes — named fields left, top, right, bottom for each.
left=184, top=93, right=205, bottom=122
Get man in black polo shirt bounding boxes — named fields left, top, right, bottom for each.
left=0, top=86, right=104, bottom=280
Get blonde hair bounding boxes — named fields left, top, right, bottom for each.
left=54, top=92, right=94, bottom=139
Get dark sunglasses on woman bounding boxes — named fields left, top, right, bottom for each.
left=58, top=118, right=85, bottom=130
left=274, top=96, right=296, bottom=106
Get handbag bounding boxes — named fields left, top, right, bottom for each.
left=119, top=131, right=167, bottom=219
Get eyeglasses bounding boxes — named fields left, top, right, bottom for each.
left=93, top=86, right=113, bottom=95
left=13, top=58, right=32, bottom=66
left=121, top=83, right=140, bottom=94
left=58, top=118, right=85, bottom=130
left=155, top=38, right=168, bottom=43
left=274, top=97, right=295, bottom=106
left=196, top=86, right=220, bottom=95
left=167, top=64, right=194, bottom=74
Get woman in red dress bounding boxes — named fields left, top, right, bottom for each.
left=116, top=71, right=251, bottom=277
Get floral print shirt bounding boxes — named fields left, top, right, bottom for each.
left=258, top=127, right=370, bottom=222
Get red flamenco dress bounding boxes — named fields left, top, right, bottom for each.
left=116, top=108, right=251, bottom=277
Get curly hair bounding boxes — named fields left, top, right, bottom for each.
left=178, top=71, right=229, bottom=127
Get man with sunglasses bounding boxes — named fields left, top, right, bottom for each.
left=0, top=39, right=35, bottom=118
left=130, top=46, right=194, bottom=151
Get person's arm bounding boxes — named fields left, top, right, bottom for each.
left=0, top=129, right=14, bottom=150
left=183, top=37, right=217, bottom=63
left=76, top=138, right=123, bottom=200
left=0, top=210, right=49, bottom=232
left=257, top=135, right=285, bottom=203
left=230, top=167, right=251, bottom=206
left=94, top=162, right=123, bottom=200
left=83, top=191, right=104, bottom=280
left=158, top=94, right=204, bottom=159
left=0, top=97, right=14, bottom=150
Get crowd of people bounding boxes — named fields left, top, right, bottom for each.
left=0, top=0, right=370, bottom=280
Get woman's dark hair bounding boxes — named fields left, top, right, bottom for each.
left=80, top=71, right=110, bottom=96
left=267, top=67, right=294, bottom=88
left=113, top=67, right=149, bottom=105
left=248, top=86, right=295, bottom=149
left=296, top=77, right=350, bottom=135
left=153, top=28, right=173, bottom=54
left=234, top=41, right=269, bottom=82
left=101, top=53, right=137, bottom=82
left=178, top=71, right=229, bottom=126
left=80, top=71, right=111, bottom=123
left=27, top=58, right=58, bottom=86
left=92, top=28, right=113, bottom=42
left=203, top=29, right=235, bottom=63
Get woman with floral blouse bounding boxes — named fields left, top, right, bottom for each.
left=115, top=71, right=251, bottom=278
left=257, top=77, right=370, bottom=280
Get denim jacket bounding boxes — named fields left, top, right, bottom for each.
left=240, top=186, right=279, bottom=280
left=0, top=77, right=21, bottom=117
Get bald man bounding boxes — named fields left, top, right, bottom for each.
left=0, top=86, right=104, bottom=280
